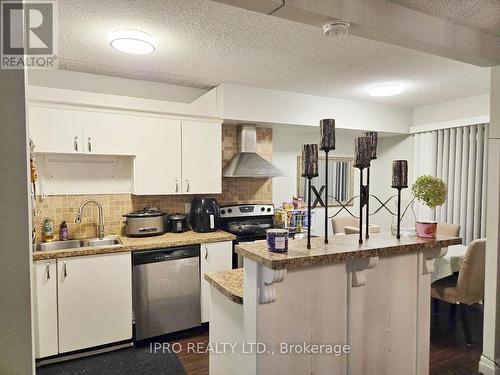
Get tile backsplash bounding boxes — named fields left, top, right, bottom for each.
left=34, top=125, right=273, bottom=240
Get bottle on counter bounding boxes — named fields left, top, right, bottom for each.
left=43, top=217, right=54, bottom=242
left=60, top=221, right=69, bottom=241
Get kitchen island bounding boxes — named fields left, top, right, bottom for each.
left=206, top=233, right=462, bottom=375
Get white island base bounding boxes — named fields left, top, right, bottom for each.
left=206, top=234, right=462, bottom=375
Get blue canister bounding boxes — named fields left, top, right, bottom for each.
left=266, top=229, right=289, bottom=253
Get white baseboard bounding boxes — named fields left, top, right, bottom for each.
left=479, top=355, right=500, bottom=375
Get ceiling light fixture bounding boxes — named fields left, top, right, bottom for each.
left=323, top=20, right=350, bottom=37
left=369, top=83, right=405, bottom=97
left=109, top=29, right=156, bottom=55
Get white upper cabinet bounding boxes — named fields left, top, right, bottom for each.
left=82, top=111, right=136, bottom=155
left=28, top=102, right=222, bottom=195
left=29, top=105, right=83, bottom=153
left=181, top=120, right=222, bottom=194
left=134, top=117, right=182, bottom=195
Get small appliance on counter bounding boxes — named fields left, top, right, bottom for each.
left=190, top=198, right=220, bottom=233
left=168, top=213, right=189, bottom=233
left=123, top=207, right=166, bottom=237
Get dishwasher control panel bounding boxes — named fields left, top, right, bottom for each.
left=132, top=245, right=200, bottom=266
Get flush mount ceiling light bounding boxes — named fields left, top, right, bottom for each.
left=323, top=20, right=350, bottom=37
left=109, top=29, right=155, bottom=54
left=369, top=83, right=405, bottom=97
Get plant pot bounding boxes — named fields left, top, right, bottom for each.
left=416, top=221, right=437, bottom=238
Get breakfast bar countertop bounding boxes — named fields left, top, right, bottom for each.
left=235, top=233, right=462, bottom=270
left=205, top=268, right=244, bottom=305
left=32, top=230, right=236, bottom=261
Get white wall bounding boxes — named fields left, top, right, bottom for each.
left=28, top=70, right=208, bottom=103
left=480, top=65, right=500, bottom=374
left=412, top=93, right=490, bottom=131
left=220, top=83, right=413, bottom=134
left=370, top=135, right=415, bottom=231
left=272, top=125, right=414, bottom=236
left=0, top=69, right=34, bottom=371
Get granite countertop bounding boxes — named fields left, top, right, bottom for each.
left=33, top=230, right=236, bottom=261
left=235, top=233, right=462, bottom=270
left=204, top=268, right=243, bottom=305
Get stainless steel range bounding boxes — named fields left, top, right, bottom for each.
left=219, top=204, right=276, bottom=267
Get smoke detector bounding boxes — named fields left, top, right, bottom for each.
left=323, top=20, right=350, bottom=37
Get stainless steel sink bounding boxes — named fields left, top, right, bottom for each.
left=85, top=237, right=122, bottom=247
left=35, top=237, right=122, bottom=251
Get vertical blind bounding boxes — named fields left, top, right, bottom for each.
left=414, top=124, right=489, bottom=244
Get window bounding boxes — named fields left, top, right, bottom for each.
left=297, top=156, right=354, bottom=206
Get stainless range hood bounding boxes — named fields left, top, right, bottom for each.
left=223, top=124, right=288, bottom=178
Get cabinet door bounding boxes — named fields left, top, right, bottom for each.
left=29, top=105, right=83, bottom=153
left=82, top=111, right=136, bottom=155
left=133, top=117, right=182, bottom=194
left=181, top=121, right=221, bottom=194
left=57, top=253, right=132, bottom=353
left=200, top=241, right=233, bottom=322
left=33, top=260, right=58, bottom=358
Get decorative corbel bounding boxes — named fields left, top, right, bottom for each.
left=422, top=246, right=448, bottom=274
left=348, top=256, right=379, bottom=287
left=258, top=266, right=287, bottom=304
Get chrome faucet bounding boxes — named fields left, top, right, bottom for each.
left=75, top=200, right=105, bottom=239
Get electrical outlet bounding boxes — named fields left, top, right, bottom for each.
left=184, top=203, right=191, bottom=213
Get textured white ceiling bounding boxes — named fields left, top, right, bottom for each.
left=389, top=0, right=500, bottom=37
left=57, top=0, right=490, bottom=107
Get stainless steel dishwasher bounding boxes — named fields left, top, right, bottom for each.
left=132, top=245, right=201, bottom=341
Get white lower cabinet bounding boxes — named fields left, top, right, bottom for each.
left=200, top=241, right=233, bottom=323
left=33, top=252, right=133, bottom=358
left=33, top=260, right=58, bottom=358
left=58, top=253, right=133, bottom=353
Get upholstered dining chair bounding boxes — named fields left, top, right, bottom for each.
left=331, top=216, right=358, bottom=235
left=344, top=225, right=380, bottom=235
left=431, top=238, right=486, bottom=345
left=437, top=222, right=461, bottom=237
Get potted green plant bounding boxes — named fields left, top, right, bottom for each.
left=411, top=175, right=447, bottom=238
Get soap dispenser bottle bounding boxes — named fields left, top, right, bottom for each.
left=43, top=217, right=54, bottom=242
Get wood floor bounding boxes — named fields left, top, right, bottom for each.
left=175, top=303, right=484, bottom=375
left=430, top=302, right=483, bottom=375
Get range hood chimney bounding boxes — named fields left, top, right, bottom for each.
left=223, top=124, right=288, bottom=178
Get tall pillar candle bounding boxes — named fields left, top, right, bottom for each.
left=392, top=160, right=408, bottom=188
left=302, top=144, right=319, bottom=177
left=364, top=131, right=378, bottom=160
left=320, top=119, right=336, bottom=151
left=354, top=137, right=371, bottom=169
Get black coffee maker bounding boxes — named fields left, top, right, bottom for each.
left=190, top=198, right=220, bottom=233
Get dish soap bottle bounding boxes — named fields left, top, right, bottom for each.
left=60, top=221, right=69, bottom=241
left=43, top=217, right=54, bottom=242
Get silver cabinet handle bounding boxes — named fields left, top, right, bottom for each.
left=45, top=262, right=51, bottom=279
left=204, top=246, right=208, bottom=260
left=74, top=136, right=79, bottom=151
left=175, top=180, right=179, bottom=193
left=88, top=137, right=92, bottom=152
left=63, top=261, right=67, bottom=278
left=186, top=179, right=190, bottom=193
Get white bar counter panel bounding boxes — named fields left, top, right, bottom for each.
left=207, top=233, right=462, bottom=375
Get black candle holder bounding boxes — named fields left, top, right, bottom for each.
left=363, top=132, right=378, bottom=239
left=306, top=176, right=313, bottom=249
left=392, top=160, right=408, bottom=239
left=320, top=119, right=335, bottom=244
